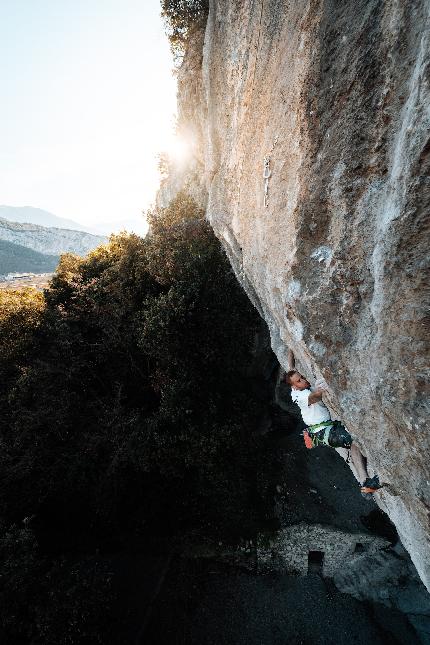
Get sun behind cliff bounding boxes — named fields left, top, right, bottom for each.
left=165, top=134, right=192, bottom=165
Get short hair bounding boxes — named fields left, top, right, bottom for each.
left=285, top=369, right=298, bottom=384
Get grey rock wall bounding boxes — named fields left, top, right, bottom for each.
left=166, top=0, right=430, bottom=590
left=334, top=544, right=430, bottom=642
left=257, top=523, right=389, bottom=577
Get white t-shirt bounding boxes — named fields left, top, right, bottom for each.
left=291, top=387, right=332, bottom=426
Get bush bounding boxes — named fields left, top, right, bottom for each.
left=161, top=0, right=209, bottom=56
left=0, top=192, right=277, bottom=639
left=0, top=193, right=274, bottom=542
left=0, top=287, right=44, bottom=369
left=0, top=523, right=113, bottom=644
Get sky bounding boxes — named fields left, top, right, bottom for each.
left=0, top=0, right=178, bottom=235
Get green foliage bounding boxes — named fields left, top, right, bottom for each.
left=0, top=238, right=59, bottom=274
left=147, top=189, right=204, bottom=233
left=0, top=289, right=45, bottom=423
left=0, top=288, right=44, bottom=364
left=161, top=0, right=209, bottom=56
left=0, top=523, right=113, bottom=644
left=0, top=192, right=276, bottom=640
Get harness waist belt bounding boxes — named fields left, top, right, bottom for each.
left=308, top=420, right=333, bottom=433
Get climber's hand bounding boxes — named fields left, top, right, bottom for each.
left=308, top=388, right=324, bottom=405
left=315, top=378, right=329, bottom=391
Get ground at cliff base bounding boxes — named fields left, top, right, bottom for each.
left=143, top=557, right=419, bottom=645
left=267, top=421, right=378, bottom=532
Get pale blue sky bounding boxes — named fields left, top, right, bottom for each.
left=0, top=0, right=178, bottom=234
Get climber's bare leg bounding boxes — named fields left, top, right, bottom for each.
left=350, top=443, right=368, bottom=484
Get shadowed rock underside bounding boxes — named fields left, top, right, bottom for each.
left=161, top=0, right=430, bottom=590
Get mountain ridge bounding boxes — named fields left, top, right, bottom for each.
left=0, top=217, right=107, bottom=258
left=0, top=205, right=101, bottom=235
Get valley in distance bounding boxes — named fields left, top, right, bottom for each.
left=0, top=205, right=146, bottom=286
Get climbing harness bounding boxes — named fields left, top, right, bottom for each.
left=303, top=420, right=352, bottom=450
left=303, top=421, right=333, bottom=449
left=308, top=420, right=334, bottom=432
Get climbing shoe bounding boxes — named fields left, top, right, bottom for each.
left=360, top=475, right=381, bottom=496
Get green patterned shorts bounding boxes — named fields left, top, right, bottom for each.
left=310, top=422, right=352, bottom=449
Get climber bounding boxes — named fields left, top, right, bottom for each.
left=283, top=351, right=381, bottom=497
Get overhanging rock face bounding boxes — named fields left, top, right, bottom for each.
left=167, top=0, right=430, bottom=589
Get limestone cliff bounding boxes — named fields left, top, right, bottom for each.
left=164, top=0, right=430, bottom=590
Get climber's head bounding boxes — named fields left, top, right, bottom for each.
left=285, top=370, right=310, bottom=390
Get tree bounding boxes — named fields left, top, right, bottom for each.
left=161, top=0, right=209, bottom=56
left=0, top=192, right=275, bottom=540
left=0, top=192, right=278, bottom=642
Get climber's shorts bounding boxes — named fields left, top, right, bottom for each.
left=307, top=421, right=352, bottom=450
left=327, top=422, right=352, bottom=449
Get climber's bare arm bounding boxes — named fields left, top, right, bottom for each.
left=308, top=389, right=324, bottom=405
left=287, top=349, right=295, bottom=371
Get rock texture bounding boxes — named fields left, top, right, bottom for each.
left=164, top=0, right=430, bottom=590
left=257, top=523, right=389, bottom=577
left=334, top=543, right=430, bottom=642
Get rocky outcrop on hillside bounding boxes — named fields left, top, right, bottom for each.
left=162, top=0, right=430, bottom=590
left=0, top=218, right=107, bottom=257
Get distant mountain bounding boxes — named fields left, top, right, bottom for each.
left=0, top=239, right=59, bottom=276
left=0, top=218, right=107, bottom=257
left=0, top=206, right=101, bottom=235
left=0, top=206, right=149, bottom=237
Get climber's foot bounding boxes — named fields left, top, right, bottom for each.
left=360, top=475, right=382, bottom=497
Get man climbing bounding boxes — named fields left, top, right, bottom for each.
left=283, top=351, right=381, bottom=497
